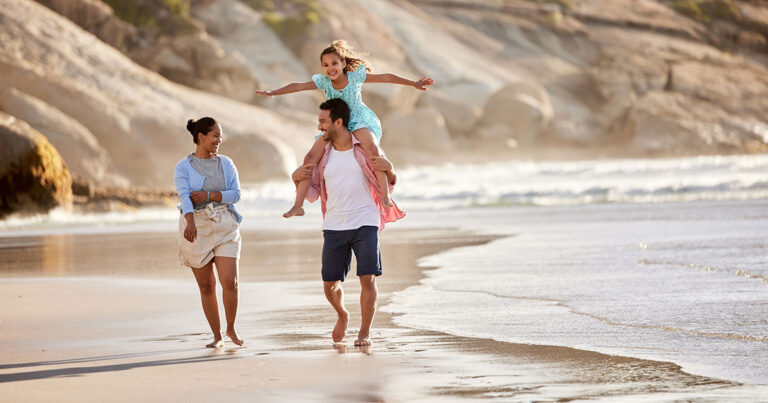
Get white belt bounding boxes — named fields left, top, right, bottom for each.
left=196, top=204, right=228, bottom=223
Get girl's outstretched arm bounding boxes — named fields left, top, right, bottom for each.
left=365, top=74, right=434, bottom=90
left=255, top=81, right=316, bottom=97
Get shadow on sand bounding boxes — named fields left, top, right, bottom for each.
left=0, top=350, right=241, bottom=383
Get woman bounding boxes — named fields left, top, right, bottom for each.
left=174, top=117, right=244, bottom=348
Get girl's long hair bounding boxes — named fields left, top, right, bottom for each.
left=320, top=40, right=373, bottom=73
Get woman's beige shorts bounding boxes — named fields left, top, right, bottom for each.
left=178, top=204, right=241, bottom=268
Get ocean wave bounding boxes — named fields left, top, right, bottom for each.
left=4, top=154, right=768, bottom=229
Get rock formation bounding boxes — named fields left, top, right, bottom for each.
left=0, top=0, right=315, bottom=190
left=0, top=113, right=72, bottom=218
left=1, top=0, right=767, bottom=206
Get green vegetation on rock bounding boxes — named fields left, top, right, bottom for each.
left=103, top=0, right=196, bottom=36
left=241, top=0, right=325, bottom=51
left=669, top=0, right=741, bottom=23
left=526, top=0, right=576, bottom=11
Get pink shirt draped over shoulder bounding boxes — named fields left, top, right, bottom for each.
left=305, top=136, right=405, bottom=232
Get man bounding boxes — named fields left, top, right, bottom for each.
left=293, top=98, right=404, bottom=347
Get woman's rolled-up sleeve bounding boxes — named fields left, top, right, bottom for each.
left=174, top=161, right=194, bottom=215
left=220, top=156, right=241, bottom=204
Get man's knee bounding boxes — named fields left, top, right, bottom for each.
left=359, top=275, right=377, bottom=290
left=324, top=281, right=341, bottom=293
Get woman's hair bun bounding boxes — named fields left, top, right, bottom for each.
left=186, top=119, right=196, bottom=135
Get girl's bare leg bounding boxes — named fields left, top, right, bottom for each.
left=191, top=262, right=223, bottom=348
left=214, top=256, right=243, bottom=346
left=353, top=128, right=393, bottom=207
left=284, top=137, right=327, bottom=218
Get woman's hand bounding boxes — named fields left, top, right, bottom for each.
left=413, top=77, right=434, bottom=90
left=190, top=191, right=208, bottom=204
left=184, top=215, right=197, bottom=242
left=254, top=90, right=274, bottom=98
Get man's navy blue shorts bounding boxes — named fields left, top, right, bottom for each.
left=322, top=225, right=382, bottom=282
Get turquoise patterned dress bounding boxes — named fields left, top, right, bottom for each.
left=312, top=64, right=382, bottom=144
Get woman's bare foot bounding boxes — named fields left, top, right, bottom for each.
left=332, top=310, right=349, bottom=343
left=354, top=332, right=372, bottom=347
left=283, top=206, right=305, bottom=218
left=226, top=328, right=244, bottom=346
left=206, top=337, right=224, bottom=348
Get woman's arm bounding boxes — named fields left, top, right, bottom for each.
left=255, top=81, right=317, bottom=97
left=174, top=162, right=195, bottom=215
left=220, top=157, right=241, bottom=204
left=365, top=73, right=434, bottom=90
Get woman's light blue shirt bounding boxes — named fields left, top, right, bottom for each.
left=174, top=154, right=242, bottom=223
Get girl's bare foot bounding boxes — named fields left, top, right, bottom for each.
left=226, top=328, right=244, bottom=346
left=206, top=337, right=224, bottom=348
left=283, top=206, right=305, bottom=218
left=332, top=310, right=349, bottom=343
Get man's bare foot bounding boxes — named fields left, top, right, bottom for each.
left=354, top=333, right=372, bottom=347
left=226, top=328, right=244, bottom=346
left=206, top=337, right=224, bottom=348
left=282, top=206, right=305, bottom=218
left=332, top=311, right=349, bottom=343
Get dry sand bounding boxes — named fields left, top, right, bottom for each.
left=0, top=227, right=760, bottom=401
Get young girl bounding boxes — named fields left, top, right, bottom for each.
left=255, top=39, right=434, bottom=218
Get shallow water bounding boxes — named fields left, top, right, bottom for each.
left=385, top=200, right=768, bottom=386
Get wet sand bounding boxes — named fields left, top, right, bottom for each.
left=0, top=227, right=762, bottom=401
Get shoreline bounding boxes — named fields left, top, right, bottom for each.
left=1, top=225, right=766, bottom=400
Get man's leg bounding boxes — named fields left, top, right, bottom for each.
left=322, top=230, right=353, bottom=343
left=351, top=226, right=382, bottom=347
left=324, top=281, right=349, bottom=343
left=356, top=274, right=378, bottom=346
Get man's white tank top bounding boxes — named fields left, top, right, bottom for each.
left=322, top=147, right=380, bottom=231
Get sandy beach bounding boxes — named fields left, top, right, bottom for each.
left=1, top=226, right=501, bottom=401
left=3, top=206, right=767, bottom=401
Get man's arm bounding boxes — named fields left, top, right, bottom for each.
left=293, top=163, right=321, bottom=202
left=370, top=156, right=396, bottom=185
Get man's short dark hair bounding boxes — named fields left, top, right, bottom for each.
left=319, top=98, right=350, bottom=128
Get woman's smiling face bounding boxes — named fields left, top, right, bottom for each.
left=199, top=123, right=222, bottom=154
left=321, top=53, right=346, bottom=81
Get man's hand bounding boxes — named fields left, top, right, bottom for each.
left=370, top=156, right=392, bottom=172
left=184, top=215, right=197, bottom=242
left=190, top=191, right=208, bottom=204
left=292, top=163, right=315, bottom=183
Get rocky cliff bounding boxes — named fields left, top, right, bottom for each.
left=2, top=0, right=768, bottom=216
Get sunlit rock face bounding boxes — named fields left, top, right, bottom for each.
left=1, top=0, right=315, bottom=187
left=0, top=113, right=73, bottom=218
left=3, top=0, right=768, bottom=196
